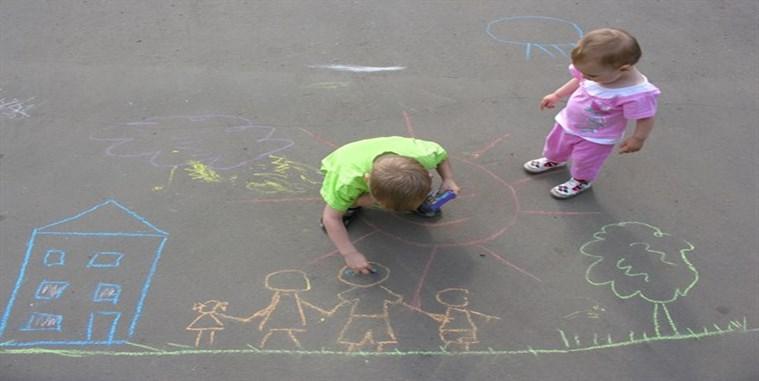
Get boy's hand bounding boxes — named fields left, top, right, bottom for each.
left=540, top=93, right=560, bottom=110
left=343, top=251, right=372, bottom=275
left=439, top=178, right=461, bottom=195
left=619, top=136, right=645, bottom=154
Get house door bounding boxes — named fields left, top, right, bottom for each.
left=87, top=311, right=121, bottom=343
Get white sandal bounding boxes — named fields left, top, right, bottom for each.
left=523, top=157, right=567, bottom=174
left=550, top=178, right=592, bottom=199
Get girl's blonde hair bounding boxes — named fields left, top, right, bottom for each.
left=369, top=154, right=431, bottom=211
left=571, top=28, right=641, bottom=68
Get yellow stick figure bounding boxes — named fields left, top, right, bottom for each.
left=186, top=300, right=232, bottom=347
left=431, top=288, right=500, bottom=351
left=242, top=269, right=336, bottom=349
left=333, top=262, right=405, bottom=352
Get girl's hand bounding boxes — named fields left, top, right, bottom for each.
left=439, top=178, right=461, bottom=195
left=619, top=137, right=645, bottom=154
left=540, top=93, right=560, bottom=110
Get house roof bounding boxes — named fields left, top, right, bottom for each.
left=36, top=199, right=168, bottom=236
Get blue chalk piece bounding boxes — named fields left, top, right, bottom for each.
left=430, top=190, right=457, bottom=209
left=417, top=190, right=457, bottom=217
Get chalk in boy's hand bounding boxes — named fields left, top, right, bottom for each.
left=416, top=190, right=457, bottom=217
left=343, top=267, right=377, bottom=277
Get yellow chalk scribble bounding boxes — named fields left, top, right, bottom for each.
left=153, top=166, right=179, bottom=191
left=185, top=160, right=222, bottom=183
left=246, top=179, right=291, bottom=194
left=246, top=155, right=321, bottom=194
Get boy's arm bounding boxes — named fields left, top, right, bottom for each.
left=435, top=159, right=460, bottom=194
left=322, top=205, right=372, bottom=274
left=619, top=117, right=655, bottom=154
left=540, top=78, right=580, bottom=110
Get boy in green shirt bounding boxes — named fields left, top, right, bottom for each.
left=320, top=136, right=460, bottom=275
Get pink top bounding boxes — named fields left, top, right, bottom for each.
left=555, top=65, right=661, bottom=144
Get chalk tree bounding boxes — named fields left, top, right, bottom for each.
left=579, top=222, right=698, bottom=337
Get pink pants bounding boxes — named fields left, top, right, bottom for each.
left=543, top=124, right=614, bottom=182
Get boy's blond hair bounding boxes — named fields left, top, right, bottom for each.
left=571, top=28, right=641, bottom=68
left=369, top=154, right=431, bottom=211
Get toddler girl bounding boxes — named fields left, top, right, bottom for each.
left=524, top=28, right=660, bottom=198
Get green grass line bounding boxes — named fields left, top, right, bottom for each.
left=2, top=327, right=757, bottom=358
left=166, top=343, right=193, bottom=349
left=126, top=341, right=162, bottom=352
left=557, top=329, right=570, bottom=348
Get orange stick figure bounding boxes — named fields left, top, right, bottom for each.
left=334, top=263, right=405, bottom=352
left=432, top=288, right=500, bottom=351
left=186, top=300, right=230, bottom=347
left=242, top=269, right=336, bottom=349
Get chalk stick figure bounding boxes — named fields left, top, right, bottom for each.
left=333, top=262, right=406, bottom=352
left=432, top=288, right=500, bottom=351
left=186, top=300, right=231, bottom=347
left=242, top=269, right=335, bottom=349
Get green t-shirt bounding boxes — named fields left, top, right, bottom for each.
left=320, top=136, right=448, bottom=212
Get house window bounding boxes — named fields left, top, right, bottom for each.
left=44, top=249, right=65, bottom=267
left=34, top=281, right=69, bottom=300
left=20, top=312, right=63, bottom=332
left=87, top=251, right=124, bottom=268
left=93, top=283, right=121, bottom=304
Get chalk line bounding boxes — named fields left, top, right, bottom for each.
left=308, top=64, right=405, bottom=73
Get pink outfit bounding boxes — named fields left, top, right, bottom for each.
left=544, top=65, right=660, bottom=181
left=543, top=124, right=614, bottom=181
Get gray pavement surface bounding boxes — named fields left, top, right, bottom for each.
left=0, top=1, right=757, bottom=380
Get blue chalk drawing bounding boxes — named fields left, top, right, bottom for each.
left=486, top=16, right=584, bottom=60
left=87, top=312, right=122, bottom=342
left=43, top=249, right=65, bottom=267
left=34, top=281, right=69, bottom=300
left=20, top=313, right=63, bottom=332
left=0, top=199, right=168, bottom=346
left=93, top=283, right=122, bottom=304
left=90, top=114, right=295, bottom=170
left=87, top=252, right=125, bottom=268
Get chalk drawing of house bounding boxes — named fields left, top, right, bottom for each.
left=0, top=199, right=168, bottom=346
